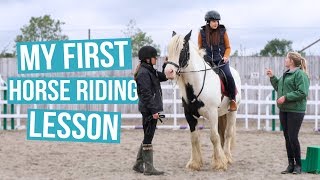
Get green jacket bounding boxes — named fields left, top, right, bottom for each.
left=270, top=68, right=310, bottom=112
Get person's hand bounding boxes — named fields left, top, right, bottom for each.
left=152, top=113, right=159, bottom=119
left=266, top=68, right=273, bottom=77
left=277, top=96, right=286, bottom=104
left=223, top=57, right=228, bottom=63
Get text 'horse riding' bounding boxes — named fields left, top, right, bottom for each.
left=164, top=31, right=241, bottom=171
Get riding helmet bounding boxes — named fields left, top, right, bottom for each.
left=205, top=10, right=221, bottom=21
left=138, top=46, right=158, bottom=61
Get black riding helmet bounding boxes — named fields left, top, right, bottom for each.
left=138, top=46, right=158, bottom=61
left=205, top=10, right=221, bottom=22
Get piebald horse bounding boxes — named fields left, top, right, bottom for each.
left=164, top=31, right=241, bottom=171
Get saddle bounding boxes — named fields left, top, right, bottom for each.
left=206, top=61, right=237, bottom=98
left=216, top=68, right=229, bottom=97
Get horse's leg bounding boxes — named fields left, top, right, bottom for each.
left=224, top=111, right=237, bottom=164
left=209, top=110, right=228, bottom=170
left=185, top=112, right=203, bottom=171
left=218, top=115, right=227, bottom=147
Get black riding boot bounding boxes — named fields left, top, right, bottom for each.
left=142, top=144, right=164, bottom=176
left=281, top=158, right=294, bottom=174
left=293, top=158, right=301, bottom=174
left=132, top=144, right=144, bottom=173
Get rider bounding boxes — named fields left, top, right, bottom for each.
left=198, top=10, right=237, bottom=111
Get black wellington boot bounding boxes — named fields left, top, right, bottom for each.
left=142, top=144, right=164, bottom=176
left=292, top=165, right=301, bottom=174
left=132, top=144, right=144, bottom=173
left=293, top=158, right=301, bottom=174
left=281, top=158, right=294, bottom=174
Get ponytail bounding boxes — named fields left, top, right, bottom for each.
left=300, top=57, right=309, bottom=77
left=287, top=51, right=309, bottom=77
left=133, top=63, right=141, bottom=81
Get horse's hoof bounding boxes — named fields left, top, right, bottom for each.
left=212, top=157, right=228, bottom=171
left=224, top=153, right=233, bottom=164
left=226, top=158, right=233, bottom=165
left=212, top=164, right=228, bottom=171
left=186, top=160, right=202, bottom=171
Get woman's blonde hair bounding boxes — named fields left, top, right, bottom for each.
left=287, top=51, right=309, bottom=77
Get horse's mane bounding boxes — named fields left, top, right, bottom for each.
left=190, top=41, right=206, bottom=58
left=168, top=34, right=206, bottom=61
left=167, top=35, right=184, bottom=60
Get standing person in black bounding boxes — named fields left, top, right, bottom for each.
left=132, top=46, right=167, bottom=176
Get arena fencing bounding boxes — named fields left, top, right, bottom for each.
left=0, top=83, right=319, bottom=131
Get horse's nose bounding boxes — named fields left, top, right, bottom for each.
left=165, top=68, right=174, bottom=75
left=164, top=67, right=174, bottom=78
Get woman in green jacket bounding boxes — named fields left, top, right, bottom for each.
left=266, top=52, right=310, bottom=174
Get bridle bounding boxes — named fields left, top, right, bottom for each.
left=166, top=39, right=224, bottom=103
left=166, top=40, right=225, bottom=75
left=166, top=40, right=191, bottom=75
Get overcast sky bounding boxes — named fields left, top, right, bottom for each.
left=1, top=0, right=319, bottom=55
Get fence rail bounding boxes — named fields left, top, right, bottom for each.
left=1, top=56, right=319, bottom=130
left=1, top=84, right=319, bottom=131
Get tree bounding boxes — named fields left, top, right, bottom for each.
left=260, top=38, right=292, bottom=57
left=231, top=50, right=239, bottom=57
left=0, top=52, right=15, bottom=58
left=0, top=44, right=15, bottom=57
left=122, top=19, right=160, bottom=57
left=15, top=15, right=68, bottom=43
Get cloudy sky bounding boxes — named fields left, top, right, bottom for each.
left=1, top=0, right=319, bottom=55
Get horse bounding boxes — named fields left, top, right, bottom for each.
left=164, top=30, right=241, bottom=171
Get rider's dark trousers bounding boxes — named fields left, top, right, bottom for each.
left=213, top=60, right=236, bottom=100
left=141, top=112, right=158, bottom=144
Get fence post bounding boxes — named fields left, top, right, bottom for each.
left=257, top=84, right=261, bottom=130
left=265, top=104, right=270, bottom=131
left=11, top=104, right=14, bottom=130
left=17, top=104, right=21, bottom=128
left=245, top=83, right=248, bottom=129
left=2, top=89, right=14, bottom=130
left=3, top=89, right=8, bottom=130
left=315, top=84, right=319, bottom=131
left=272, top=90, right=275, bottom=131
left=173, top=87, right=177, bottom=127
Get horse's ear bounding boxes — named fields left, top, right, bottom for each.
left=172, top=31, right=176, bottom=37
left=184, top=30, right=192, bottom=41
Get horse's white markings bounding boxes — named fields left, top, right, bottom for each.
left=164, top=31, right=241, bottom=171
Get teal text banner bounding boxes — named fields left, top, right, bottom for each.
left=16, top=38, right=132, bottom=74
left=8, top=77, right=138, bottom=104
left=27, top=109, right=121, bottom=143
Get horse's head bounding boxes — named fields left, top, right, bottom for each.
left=164, top=30, right=192, bottom=80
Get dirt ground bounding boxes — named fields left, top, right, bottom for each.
left=0, top=121, right=319, bottom=180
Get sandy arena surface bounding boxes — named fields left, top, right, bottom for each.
left=0, top=121, right=319, bottom=180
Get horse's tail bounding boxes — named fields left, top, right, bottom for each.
left=218, top=115, right=227, bottom=147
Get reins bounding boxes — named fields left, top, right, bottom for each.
left=166, top=39, right=226, bottom=103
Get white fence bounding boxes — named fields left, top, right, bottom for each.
left=0, top=84, right=319, bottom=131
left=239, top=84, right=319, bottom=131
